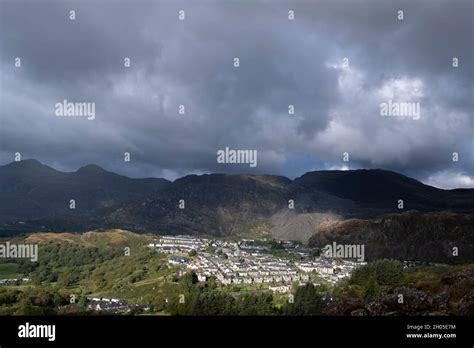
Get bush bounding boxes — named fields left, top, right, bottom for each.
left=363, top=275, right=380, bottom=301
left=284, top=283, right=324, bottom=315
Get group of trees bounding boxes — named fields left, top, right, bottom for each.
left=0, top=287, right=70, bottom=315
left=350, top=259, right=404, bottom=286
left=284, top=283, right=325, bottom=315
left=13, top=243, right=125, bottom=286
left=37, top=243, right=123, bottom=268
left=349, top=259, right=405, bottom=300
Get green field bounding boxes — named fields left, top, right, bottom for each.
left=0, top=263, right=20, bottom=279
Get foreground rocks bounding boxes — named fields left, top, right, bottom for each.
left=324, top=288, right=450, bottom=316
left=458, top=290, right=474, bottom=316
left=323, top=269, right=474, bottom=316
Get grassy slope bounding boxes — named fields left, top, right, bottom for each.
left=0, top=263, right=20, bottom=278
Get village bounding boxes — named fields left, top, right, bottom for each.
left=147, top=235, right=365, bottom=293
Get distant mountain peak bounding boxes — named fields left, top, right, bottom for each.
left=19, top=158, right=41, bottom=164
left=8, top=158, right=43, bottom=168
left=0, top=159, right=59, bottom=174
left=76, top=164, right=108, bottom=175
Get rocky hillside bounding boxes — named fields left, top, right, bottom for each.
left=308, top=211, right=474, bottom=263
left=109, top=170, right=474, bottom=239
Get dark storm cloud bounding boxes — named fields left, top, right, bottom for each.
left=0, top=0, right=472, bottom=187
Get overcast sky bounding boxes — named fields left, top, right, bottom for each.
left=0, top=0, right=473, bottom=188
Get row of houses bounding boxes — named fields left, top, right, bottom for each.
left=295, top=262, right=335, bottom=274
left=0, top=278, right=30, bottom=285
left=269, top=285, right=292, bottom=293
left=85, top=296, right=150, bottom=314
left=216, top=273, right=310, bottom=285
left=86, top=296, right=131, bottom=313
left=148, top=235, right=211, bottom=253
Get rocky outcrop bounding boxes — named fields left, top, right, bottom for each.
left=441, top=269, right=474, bottom=285
left=458, top=290, right=474, bottom=315
left=324, top=288, right=451, bottom=316
left=323, top=298, right=366, bottom=316
left=367, top=287, right=447, bottom=315
left=308, top=211, right=474, bottom=263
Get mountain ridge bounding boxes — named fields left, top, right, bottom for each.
left=1, top=160, right=473, bottom=241
left=1, top=159, right=470, bottom=191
